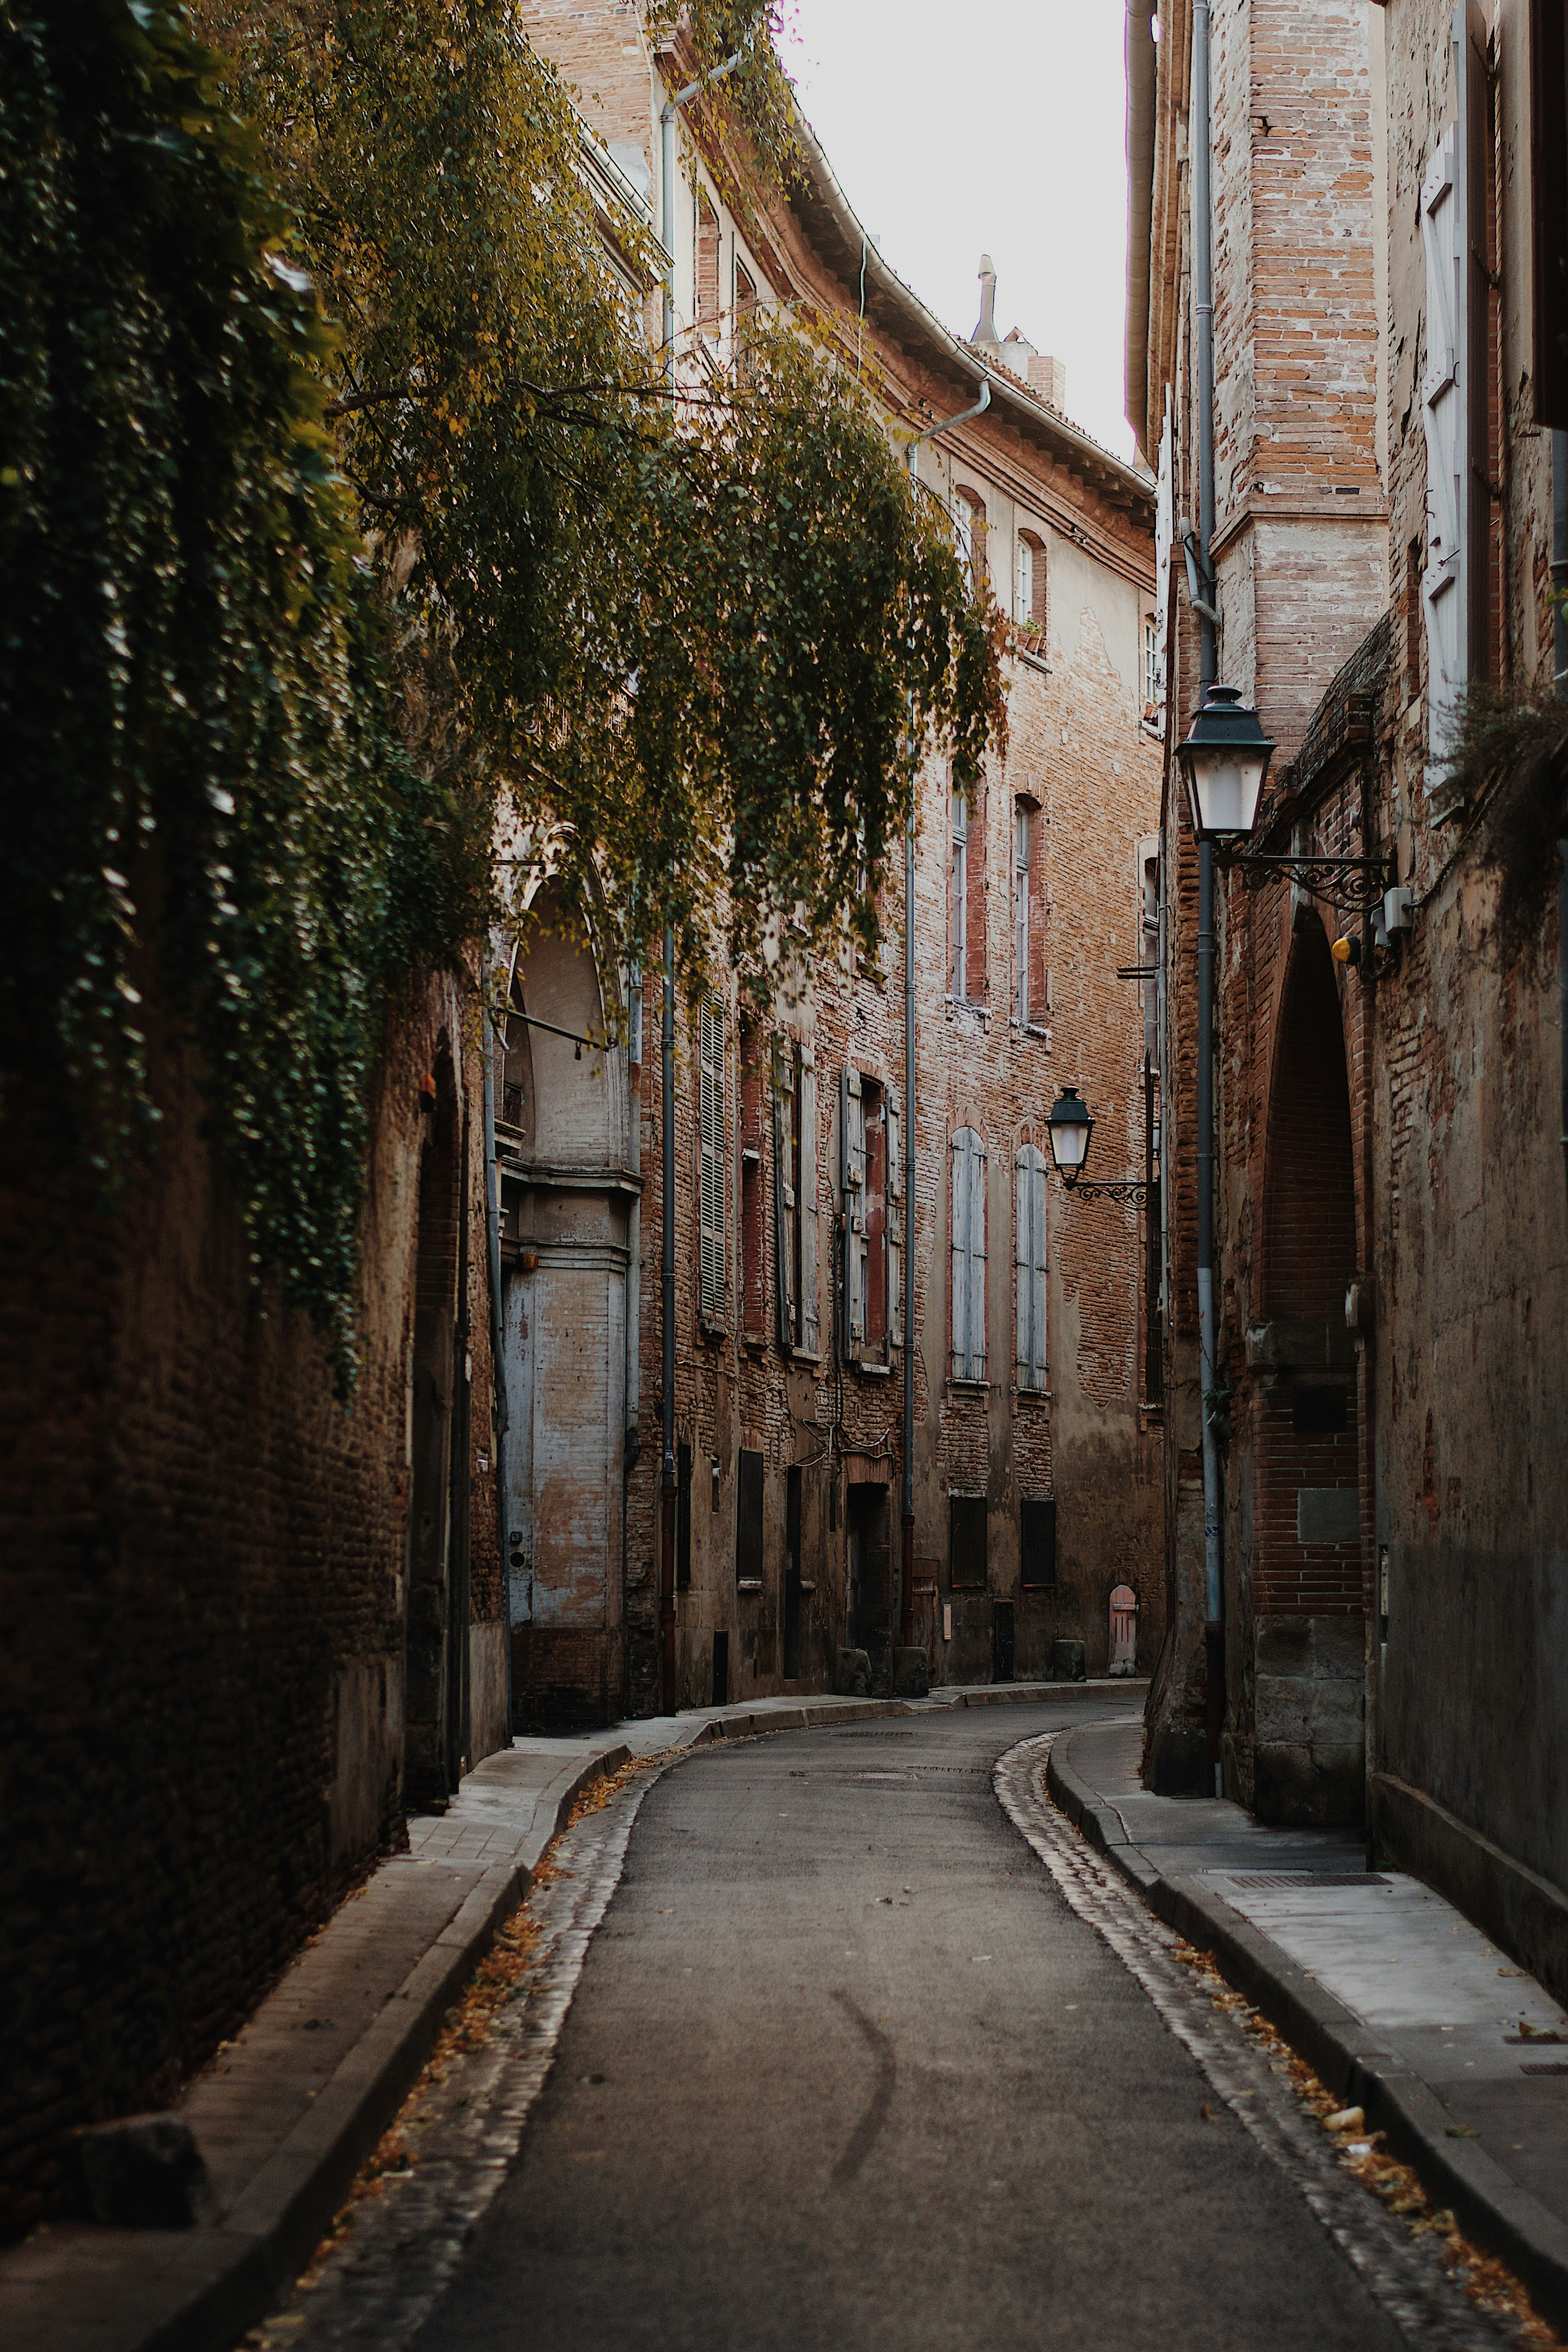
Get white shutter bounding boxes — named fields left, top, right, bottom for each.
left=967, top=1133, right=988, bottom=1381
left=773, top=1038, right=796, bottom=1346
left=699, top=1000, right=725, bottom=1325
left=1422, top=3, right=1486, bottom=778
left=951, top=1126, right=987, bottom=1381
left=798, top=1044, right=820, bottom=1356
left=951, top=1131, right=970, bottom=1380
left=840, top=1064, right=865, bottom=1356
left=1015, top=1146, right=1049, bottom=1390
left=885, top=1086, right=902, bottom=1352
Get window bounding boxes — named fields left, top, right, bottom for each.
left=734, top=257, right=757, bottom=383
left=950, top=1494, right=988, bottom=1590
left=1020, top=1497, right=1056, bottom=1588
left=1142, top=617, right=1160, bottom=716
left=955, top=487, right=988, bottom=588
left=1014, top=1144, right=1048, bottom=1390
left=676, top=1440, right=693, bottom=1590
left=774, top=1038, right=820, bottom=1355
left=949, top=784, right=987, bottom=1002
left=736, top=1447, right=764, bottom=1588
left=698, top=998, right=727, bottom=1327
left=696, top=189, right=720, bottom=338
left=1016, top=529, right=1047, bottom=640
left=840, top=1064, right=902, bottom=1365
left=1014, top=799, right=1045, bottom=1026
left=950, top=1125, right=987, bottom=1382
left=739, top=1022, right=766, bottom=1338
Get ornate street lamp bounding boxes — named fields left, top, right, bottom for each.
left=1175, top=683, right=1274, bottom=843
left=1046, top=1084, right=1149, bottom=1205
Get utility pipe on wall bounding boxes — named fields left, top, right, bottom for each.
left=900, top=380, right=991, bottom=1657
left=1191, top=0, right=1225, bottom=1793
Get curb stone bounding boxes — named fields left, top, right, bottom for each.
left=1045, top=1724, right=1568, bottom=2339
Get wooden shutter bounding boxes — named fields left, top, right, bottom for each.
left=1020, top=1497, right=1056, bottom=1589
left=1014, top=1147, right=1049, bottom=1391
left=885, top=1086, right=903, bottom=1352
left=840, top=1064, right=865, bottom=1357
left=1421, top=4, right=1487, bottom=769
left=965, top=788, right=987, bottom=998
left=951, top=1127, right=988, bottom=1381
left=736, top=1447, right=764, bottom=1584
left=950, top=1493, right=987, bottom=1589
left=699, top=998, right=726, bottom=1325
left=773, top=1038, right=797, bottom=1347
left=798, top=1045, right=820, bottom=1356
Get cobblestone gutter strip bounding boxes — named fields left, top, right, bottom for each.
left=1045, top=1730, right=1568, bottom=2340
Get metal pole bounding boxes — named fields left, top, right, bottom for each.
left=1192, top=0, right=1225, bottom=1793
left=659, top=94, right=679, bottom=1716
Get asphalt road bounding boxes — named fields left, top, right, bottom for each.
left=410, top=1703, right=1418, bottom=2352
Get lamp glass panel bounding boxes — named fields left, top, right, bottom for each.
left=1049, top=1113, right=1091, bottom=1171
left=1186, top=747, right=1267, bottom=839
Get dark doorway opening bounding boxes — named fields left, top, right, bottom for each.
left=783, top=1464, right=803, bottom=1679
left=712, top=1628, right=729, bottom=1708
left=405, top=1043, right=461, bottom=1813
left=847, top=1482, right=892, bottom=1687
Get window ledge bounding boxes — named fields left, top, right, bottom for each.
left=949, top=1377, right=991, bottom=1395
left=1016, top=1384, right=1053, bottom=1404
left=737, top=1577, right=764, bottom=1593
left=789, top=1347, right=822, bottom=1367
left=742, top=1330, right=768, bottom=1354
left=853, top=1359, right=893, bottom=1378
left=699, top=1318, right=730, bottom=1345
left=796, top=1579, right=818, bottom=1594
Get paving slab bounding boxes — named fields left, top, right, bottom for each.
left=1048, top=1713, right=1568, bottom=2334
left=0, top=1676, right=1139, bottom=2352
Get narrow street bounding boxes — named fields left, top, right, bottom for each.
left=252, top=1708, right=1526, bottom=2352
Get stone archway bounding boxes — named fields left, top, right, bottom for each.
left=1250, top=921, right=1364, bottom=1824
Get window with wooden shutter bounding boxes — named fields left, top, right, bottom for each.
left=1014, top=804, right=1032, bottom=1026
left=799, top=1044, right=820, bottom=1356
left=736, top=1447, right=764, bottom=1587
left=864, top=1082, right=886, bottom=1348
left=885, top=1086, right=903, bottom=1353
left=1015, top=1145, right=1049, bottom=1391
left=840, top=1064, right=866, bottom=1358
left=676, top=1440, right=693, bottom=1590
left=951, top=1126, right=988, bottom=1383
left=739, top=1023, right=766, bottom=1338
left=950, top=791, right=968, bottom=998
left=950, top=1493, right=987, bottom=1590
left=773, top=1038, right=797, bottom=1348
left=1421, top=2, right=1488, bottom=773
left=695, top=188, right=720, bottom=337
left=965, top=787, right=987, bottom=998
left=1021, top=1497, right=1056, bottom=1589
left=699, top=998, right=726, bottom=1328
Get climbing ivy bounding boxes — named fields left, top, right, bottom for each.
left=3, top=0, right=1002, bottom=1375
left=0, top=0, right=485, bottom=1381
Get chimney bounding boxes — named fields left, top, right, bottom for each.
left=1027, top=354, right=1067, bottom=410
left=971, top=254, right=1000, bottom=353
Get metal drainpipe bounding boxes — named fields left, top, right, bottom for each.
left=1553, top=433, right=1568, bottom=1216
left=900, top=380, right=992, bottom=1662
left=481, top=1015, right=513, bottom=1737
left=1192, top=0, right=1225, bottom=1794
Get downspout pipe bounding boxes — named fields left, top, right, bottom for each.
left=657, top=47, right=745, bottom=1716
left=482, top=1013, right=513, bottom=1737
left=1192, top=0, right=1225, bottom=1792
left=899, top=378, right=993, bottom=1658
left=1553, top=431, right=1568, bottom=1215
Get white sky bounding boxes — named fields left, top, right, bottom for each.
left=775, top=0, right=1136, bottom=464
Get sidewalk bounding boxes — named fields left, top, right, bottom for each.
left=1, top=1677, right=1134, bottom=2352
left=1049, top=1715, right=1568, bottom=2336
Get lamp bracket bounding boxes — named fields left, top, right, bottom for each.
left=1225, top=851, right=1390, bottom=918
left=1061, top=1178, right=1151, bottom=1206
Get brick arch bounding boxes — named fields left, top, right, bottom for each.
left=1263, top=923, right=1356, bottom=1323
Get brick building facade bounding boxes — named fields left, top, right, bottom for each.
left=0, top=968, right=510, bottom=2233
left=1128, top=0, right=1568, bottom=1998
left=505, top=3, right=1165, bottom=1719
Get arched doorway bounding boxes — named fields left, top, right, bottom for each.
left=1252, top=921, right=1364, bottom=1825
left=497, top=883, right=632, bottom=1728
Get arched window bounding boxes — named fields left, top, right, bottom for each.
left=1015, top=1144, right=1049, bottom=1389
left=695, top=188, right=720, bottom=337
left=950, top=1126, right=987, bottom=1382
left=955, top=486, right=988, bottom=588
left=1016, top=528, right=1047, bottom=638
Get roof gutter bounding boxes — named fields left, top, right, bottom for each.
left=1125, top=0, right=1158, bottom=460
left=789, top=110, right=1151, bottom=497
